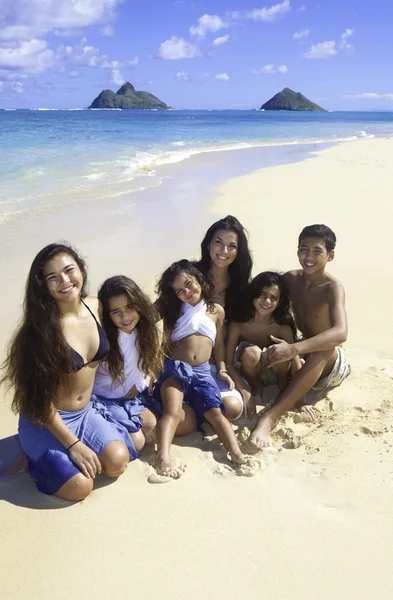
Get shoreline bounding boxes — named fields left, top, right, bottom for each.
left=1, top=136, right=393, bottom=600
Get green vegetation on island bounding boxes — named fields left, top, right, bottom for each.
left=89, top=82, right=169, bottom=110
left=261, top=88, right=325, bottom=112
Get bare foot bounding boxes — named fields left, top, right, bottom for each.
left=249, top=414, right=274, bottom=449
left=235, top=455, right=263, bottom=477
left=154, top=454, right=186, bottom=480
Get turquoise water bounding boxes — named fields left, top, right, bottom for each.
left=1, top=109, right=393, bottom=223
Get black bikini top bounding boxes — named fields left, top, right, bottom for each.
left=71, top=300, right=110, bottom=372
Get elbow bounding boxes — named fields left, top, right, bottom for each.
left=337, top=328, right=347, bottom=345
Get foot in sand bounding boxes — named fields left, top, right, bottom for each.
left=234, top=455, right=263, bottom=477
left=153, top=454, right=186, bottom=480
left=249, top=413, right=274, bottom=450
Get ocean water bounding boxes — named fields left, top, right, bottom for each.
left=1, top=109, right=393, bottom=224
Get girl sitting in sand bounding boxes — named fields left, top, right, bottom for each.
left=225, top=271, right=301, bottom=421
left=93, top=276, right=196, bottom=449
left=155, top=216, right=252, bottom=422
left=0, top=244, right=137, bottom=501
left=153, top=259, right=254, bottom=478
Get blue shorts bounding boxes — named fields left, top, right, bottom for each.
left=92, top=388, right=162, bottom=433
left=153, top=358, right=224, bottom=434
left=18, top=397, right=139, bottom=496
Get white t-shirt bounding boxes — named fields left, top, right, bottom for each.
left=93, top=329, right=146, bottom=399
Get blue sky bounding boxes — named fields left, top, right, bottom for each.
left=1, top=0, right=393, bottom=110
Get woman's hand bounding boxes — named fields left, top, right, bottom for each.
left=69, top=442, right=101, bottom=479
left=218, top=371, right=235, bottom=390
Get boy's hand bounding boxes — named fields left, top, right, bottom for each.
left=267, top=336, right=297, bottom=366
left=218, top=371, right=235, bottom=390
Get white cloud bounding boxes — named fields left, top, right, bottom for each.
left=340, top=28, right=354, bottom=52
left=293, top=28, right=309, bottom=40
left=0, top=39, right=55, bottom=74
left=68, top=69, right=79, bottom=77
left=252, top=63, right=288, bottom=74
left=245, top=0, right=291, bottom=22
left=304, top=29, right=354, bottom=59
left=57, top=41, right=138, bottom=71
left=175, top=70, right=189, bottom=80
left=156, top=36, right=200, bottom=60
left=298, top=4, right=306, bottom=11
left=110, top=69, right=124, bottom=86
left=101, top=24, right=115, bottom=36
left=213, top=34, right=230, bottom=47
left=304, top=40, right=337, bottom=59
left=0, top=0, right=124, bottom=40
left=343, top=92, right=393, bottom=100
left=11, top=81, right=24, bottom=93
left=190, top=14, right=227, bottom=37
left=214, top=72, right=230, bottom=81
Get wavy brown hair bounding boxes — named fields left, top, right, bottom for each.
left=194, top=215, right=253, bottom=321
left=98, top=276, right=164, bottom=384
left=0, top=243, right=88, bottom=424
left=156, top=259, right=215, bottom=331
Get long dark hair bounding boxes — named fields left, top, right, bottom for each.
left=239, top=271, right=297, bottom=339
left=156, top=259, right=215, bottom=330
left=98, top=276, right=164, bottom=383
left=194, top=215, right=253, bottom=320
left=1, top=243, right=88, bottom=424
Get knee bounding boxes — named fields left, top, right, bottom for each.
left=55, top=473, right=94, bottom=502
left=241, top=346, right=261, bottom=371
left=100, top=441, right=130, bottom=478
left=131, top=430, right=146, bottom=453
left=222, top=396, right=243, bottom=421
left=141, top=409, right=157, bottom=435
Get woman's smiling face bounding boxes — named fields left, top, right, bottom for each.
left=208, top=229, right=238, bottom=269
left=43, top=253, right=83, bottom=303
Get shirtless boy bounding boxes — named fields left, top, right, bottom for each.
left=250, top=224, right=351, bottom=448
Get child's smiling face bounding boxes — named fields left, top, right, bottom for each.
left=297, top=236, right=334, bottom=275
left=171, top=272, right=202, bottom=306
left=253, top=284, right=280, bottom=317
left=108, top=293, right=140, bottom=334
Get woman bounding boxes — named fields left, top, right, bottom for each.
left=194, top=215, right=253, bottom=420
left=1, top=243, right=138, bottom=501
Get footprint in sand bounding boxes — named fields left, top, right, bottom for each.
left=274, top=427, right=304, bottom=450
left=359, top=426, right=384, bottom=438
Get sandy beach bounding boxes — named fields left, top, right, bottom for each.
left=1, top=138, right=393, bottom=600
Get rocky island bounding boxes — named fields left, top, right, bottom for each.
left=261, top=88, right=325, bottom=111
left=89, top=82, right=169, bottom=109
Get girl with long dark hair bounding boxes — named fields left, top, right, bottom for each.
left=93, top=275, right=195, bottom=447
left=153, top=259, right=253, bottom=478
left=1, top=244, right=139, bottom=501
left=225, top=271, right=300, bottom=418
left=194, top=215, right=253, bottom=420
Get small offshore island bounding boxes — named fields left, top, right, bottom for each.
left=261, top=88, right=325, bottom=111
left=89, top=82, right=169, bottom=109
